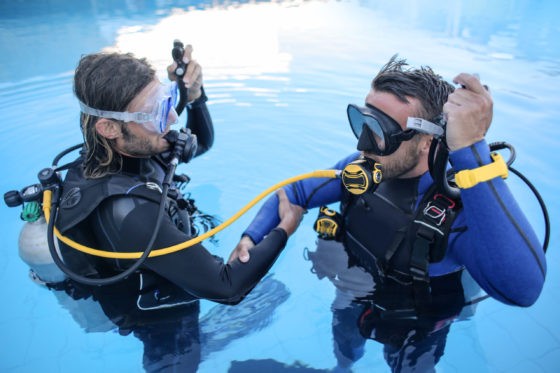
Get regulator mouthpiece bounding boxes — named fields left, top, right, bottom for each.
left=163, top=128, right=198, bottom=165
left=341, top=158, right=382, bottom=195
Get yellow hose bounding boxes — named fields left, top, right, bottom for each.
left=43, top=169, right=338, bottom=259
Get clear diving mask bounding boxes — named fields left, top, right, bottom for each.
left=78, top=82, right=179, bottom=134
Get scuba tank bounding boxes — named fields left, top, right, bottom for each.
left=19, top=215, right=66, bottom=285
left=6, top=186, right=68, bottom=285
left=2, top=39, right=198, bottom=287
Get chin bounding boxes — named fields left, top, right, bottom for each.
left=362, top=152, right=380, bottom=162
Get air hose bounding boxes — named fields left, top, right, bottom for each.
left=43, top=169, right=339, bottom=259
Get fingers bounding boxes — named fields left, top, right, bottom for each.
left=183, top=44, right=193, bottom=63
left=228, top=245, right=250, bottom=264
left=166, top=62, right=177, bottom=81
left=452, top=73, right=490, bottom=96
left=277, top=188, right=288, bottom=202
left=445, top=73, right=492, bottom=110
left=184, top=60, right=202, bottom=88
left=443, top=73, right=493, bottom=151
left=167, top=44, right=196, bottom=83
left=227, top=236, right=254, bottom=264
left=184, top=60, right=203, bottom=101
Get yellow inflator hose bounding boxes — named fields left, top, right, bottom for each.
left=43, top=170, right=339, bottom=259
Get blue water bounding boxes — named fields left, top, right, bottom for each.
left=1, top=0, right=559, bottom=371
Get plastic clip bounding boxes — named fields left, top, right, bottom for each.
left=455, top=152, right=508, bottom=189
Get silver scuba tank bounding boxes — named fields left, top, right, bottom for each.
left=18, top=215, right=67, bottom=285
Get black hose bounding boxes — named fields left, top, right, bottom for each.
left=52, top=143, right=83, bottom=168
left=508, top=166, right=550, bottom=253
left=47, top=180, right=172, bottom=286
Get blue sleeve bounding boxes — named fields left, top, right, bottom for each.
left=447, top=140, right=546, bottom=307
left=243, top=152, right=361, bottom=244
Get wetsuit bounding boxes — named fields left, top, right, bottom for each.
left=56, top=93, right=288, bottom=307
left=243, top=140, right=546, bottom=307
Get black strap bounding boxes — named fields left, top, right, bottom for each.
left=381, top=226, right=407, bottom=275
left=410, top=186, right=461, bottom=310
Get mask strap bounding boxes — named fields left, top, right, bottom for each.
left=406, top=117, right=445, bottom=138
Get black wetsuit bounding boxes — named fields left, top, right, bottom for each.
left=56, top=93, right=288, bottom=309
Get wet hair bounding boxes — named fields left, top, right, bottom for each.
left=372, top=55, right=455, bottom=121
left=73, top=52, right=155, bottom=178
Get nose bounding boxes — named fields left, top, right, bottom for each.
left=166, top=107, right=179, bottom=129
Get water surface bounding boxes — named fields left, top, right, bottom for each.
left=0, top=0, right=558, bottom=372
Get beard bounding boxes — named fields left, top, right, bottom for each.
left=120, top=124, right=167, bottom=157
left=366, top=137, right=422, bottom=179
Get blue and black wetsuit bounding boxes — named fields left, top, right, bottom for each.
left=244, top=140, right=546, bottom=307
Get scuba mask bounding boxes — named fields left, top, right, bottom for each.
left=347, top=103, right=417, bottom=156
left=78, top=82, right=179, bottom=134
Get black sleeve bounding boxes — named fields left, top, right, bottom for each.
left=93, top=196, right=287, bottom=305
left=186, top=87, right=214, bottom=157
left=145, top=227, right=287, bottom=305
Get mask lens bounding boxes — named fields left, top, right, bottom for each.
left=348, top=105, right=365, bottom=138
left=348, top=104, right=387, bottom=151
left=156, top=84, right=179, bottom=133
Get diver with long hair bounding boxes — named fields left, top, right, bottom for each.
left=36, top=44, right=303, bottom=372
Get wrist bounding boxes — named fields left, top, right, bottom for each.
left=447, top=136, right=485, bottom=152
left=240, top=234, right=255, bottom=246
left=187, top=86, right=207, bottom=109
left=449, top=139, right=489, bottom=170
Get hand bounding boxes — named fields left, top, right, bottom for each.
left=227, top=189, right=305, bottom=264
left=166, top=44, right=203, bottom=102
left=228, top=235, right=254, bottom=264
left=443, top=73, right=493, bottom=151
left=276, top=188, right=305, bottom=236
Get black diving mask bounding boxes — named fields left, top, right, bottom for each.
left=347, top=103, right=417, bottom=156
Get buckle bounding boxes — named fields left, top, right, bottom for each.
left=423, top=193, right=455, bottom=226
left=145, top=182, right=163, bottom=194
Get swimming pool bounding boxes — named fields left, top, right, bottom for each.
left=0, top=0, right=558, bottom=371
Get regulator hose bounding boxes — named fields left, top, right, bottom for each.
left=43, top=169, right=339, bottom=260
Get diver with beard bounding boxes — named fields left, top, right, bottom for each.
left=230, top=56, right=546, bottom=319
left=34, top=44, right=303, bottom=372
left=229, top=55, right=547, bottom=371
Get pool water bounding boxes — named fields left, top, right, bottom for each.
left=1, top=0, right=559, bottom=372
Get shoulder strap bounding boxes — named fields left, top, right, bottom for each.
left=410, top=184, right=462, bottom=310
left=57, top=166, right=163, bottom=233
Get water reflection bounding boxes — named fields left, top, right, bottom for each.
left=50, top=274, right=289, bottom=372
left=304, top=238, right=484, bottom=372
left=0, top=0, right=558, bottom=372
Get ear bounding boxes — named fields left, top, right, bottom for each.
left=95, top=119, right=121, bottom=139
left=419, top=135, right=433, bottom=155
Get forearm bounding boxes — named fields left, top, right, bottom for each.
left=220, top=228, right=288, bottom=304
left=174, top=228, right=288, bottom=304
left=186, top=87, right=214, bottom=156
left=449, top=140, right=546, bottom=306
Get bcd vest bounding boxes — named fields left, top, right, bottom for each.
left=54, top=157, right=197, bottom=313
left=341, top=176, right=461, bottom=311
